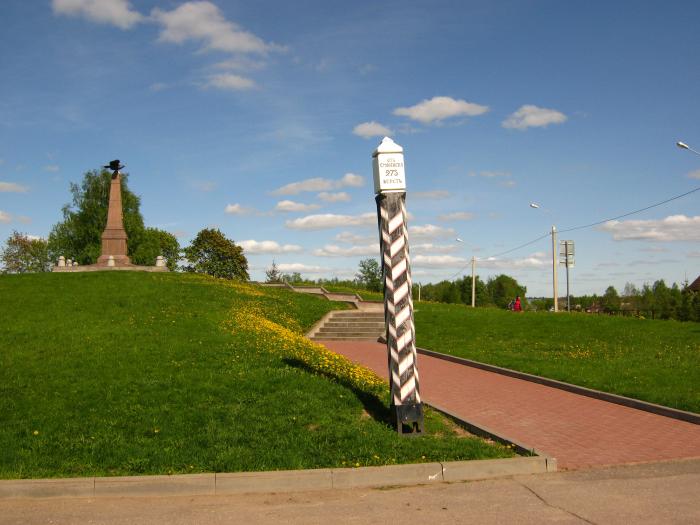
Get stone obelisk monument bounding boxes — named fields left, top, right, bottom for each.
left=97, top=160, right=130, bottom=266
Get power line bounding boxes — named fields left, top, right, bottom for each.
left=445, top=231, right=551, bottom=281
left=558, top=185, right=700, bottom=233
left=444, top=183, right=700, bottom=281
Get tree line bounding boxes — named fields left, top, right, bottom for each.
left=529, top=281, right=700, bottom=322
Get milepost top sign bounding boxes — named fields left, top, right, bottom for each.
left=372, top=137, right=406, bottom=194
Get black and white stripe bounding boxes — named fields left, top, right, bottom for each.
left=376, top=192, right=421, bottom=409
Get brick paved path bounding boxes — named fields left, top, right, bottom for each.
left=319, top=341, right=700, bottom=470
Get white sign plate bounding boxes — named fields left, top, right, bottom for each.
left=373, top=153, right=406, bottom=193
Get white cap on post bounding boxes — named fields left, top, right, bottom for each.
left=372, top=137, right=406, bottom=194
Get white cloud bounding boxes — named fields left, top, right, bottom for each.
left=277, top=263, right=328, bottom=274
left=239, top=240, right=302, bottom=254
left=44, top=165, right=60, bottom=173
left=438, top=211, right=474, bottom=221
left=272, top=173, right=364, bottom=195
left=192, top=180, right=216, bottom=192
left=359, top=64, right=376, bottom=75
left=0, top=210, right=10, bottom=223
left=224, top=203, right=251, bottom=215
left=639, top=246, right=669, bottom=253
left=411, top=243, right=458, bottom=254
left=469, top=171, right=510, bottom=178
left=502, top=105, right=567, bottom=130
left=213, top=57, right=266, bottom=71
left=687, top=169, right=700, bottom=180
left=476, top=253, right=549, bottom=270
left=340, top=173, right=364, bottom=187
left=0, top=182, right=29, bottom=193
left=412, top=255, right=467, bottom=268
left=286, top=213, right=375, bottom=230
left=205, top=73, right=255, bottom=91
left=393, top=96, right=489, bottom=124
left=272, top=177, right=334, bottom=195
left=318, top=192, right=351, bottom=203
left=150, top=82, right=168, bottom=92
left=409, top=224, right=456, bottom=239
left=597, top=215, right=700, bottom=242
left=313, top=244, right=379, bottom=257
left=52, top=0, right=144, bottom=29
left=335, top=231, right=375, bottom=244
left=352, top=121, right=393, bottom=139
left=151, top=1, right=277, bottom=55
left=275, top=200, right=321, bottom=212
left=499, top=180, right=517, bottom=188
left=413, top=190, right=450, bottom=200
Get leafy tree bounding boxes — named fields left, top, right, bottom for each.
left=356, top=258, right=382, bottom=292
left=131, top=228, right=180, bottom=271
left=486, top=274, right=526, bottom=309
left=1, top=231, right=51, bottom=273
left=183, top=228, right=249, bottom=280
left=677, top=289, right=693, bottom=322
left=601, top=285, right=621, bottom=314
left=456, top=275, right=488, bottom=306
left=281, top=272, right=304, bottom=284
left=639, top=284, right=655, bottom=317
left=47, top=168, right=145, bottom=264
left=265, top=260, right=282, bottom=283
left=652, top=280, right=674, bottom=319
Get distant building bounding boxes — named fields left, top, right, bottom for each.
left=688, top=275, right=700, bottom=293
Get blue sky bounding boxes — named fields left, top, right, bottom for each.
left=1, top=0, right=699, bottom=296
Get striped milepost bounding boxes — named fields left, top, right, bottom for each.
left=373, top=137, right=423, bottom=434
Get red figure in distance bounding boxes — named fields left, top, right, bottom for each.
left=514, top=296, right=522, bottom=312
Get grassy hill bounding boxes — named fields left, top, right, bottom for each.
left=0, top=272, right=511, bottom=479
left=415, top=303, right=700, bottom=413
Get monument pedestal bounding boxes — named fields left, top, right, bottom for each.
left=97, top=230, right=130, bottom=266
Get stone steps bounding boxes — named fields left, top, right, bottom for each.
left=309, top=309, right=385, bottom=342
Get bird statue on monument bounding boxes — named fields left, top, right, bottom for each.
left=103, top=160, right=125, bottom=178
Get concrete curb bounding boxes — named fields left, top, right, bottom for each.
left=0, top=457, right=552, bottom=499
left=417, top=347, right=700, bottom=425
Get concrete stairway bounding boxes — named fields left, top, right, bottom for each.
left=309, top=310, right=385, bottom=341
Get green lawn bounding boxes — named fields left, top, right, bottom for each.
left=415, top=302, right=700, bottom=413
left=322, top=284, right=384, bottom=302
left=0, top=272, right=512, bottom=479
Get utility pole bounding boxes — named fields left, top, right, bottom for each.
left=552, top=225, right=559, bottom=312
left=560, top=240, right=575, bottom=312
left=471, top=256, right=476, bottom=307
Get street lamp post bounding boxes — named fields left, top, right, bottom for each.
left=531, top=203, right=559, bottom=312
left=551, top=225, right=559, bottom=312
left=677, top=141, right=700, bottom=156
left=471, top=256, right=476, bottom=308
left=456, top=238, right=476, bottom=307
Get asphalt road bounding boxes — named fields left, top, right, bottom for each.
left=2, top=459, right=698, bottom=524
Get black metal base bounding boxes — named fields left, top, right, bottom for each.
left=393, top=403, right=424, bottom=436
